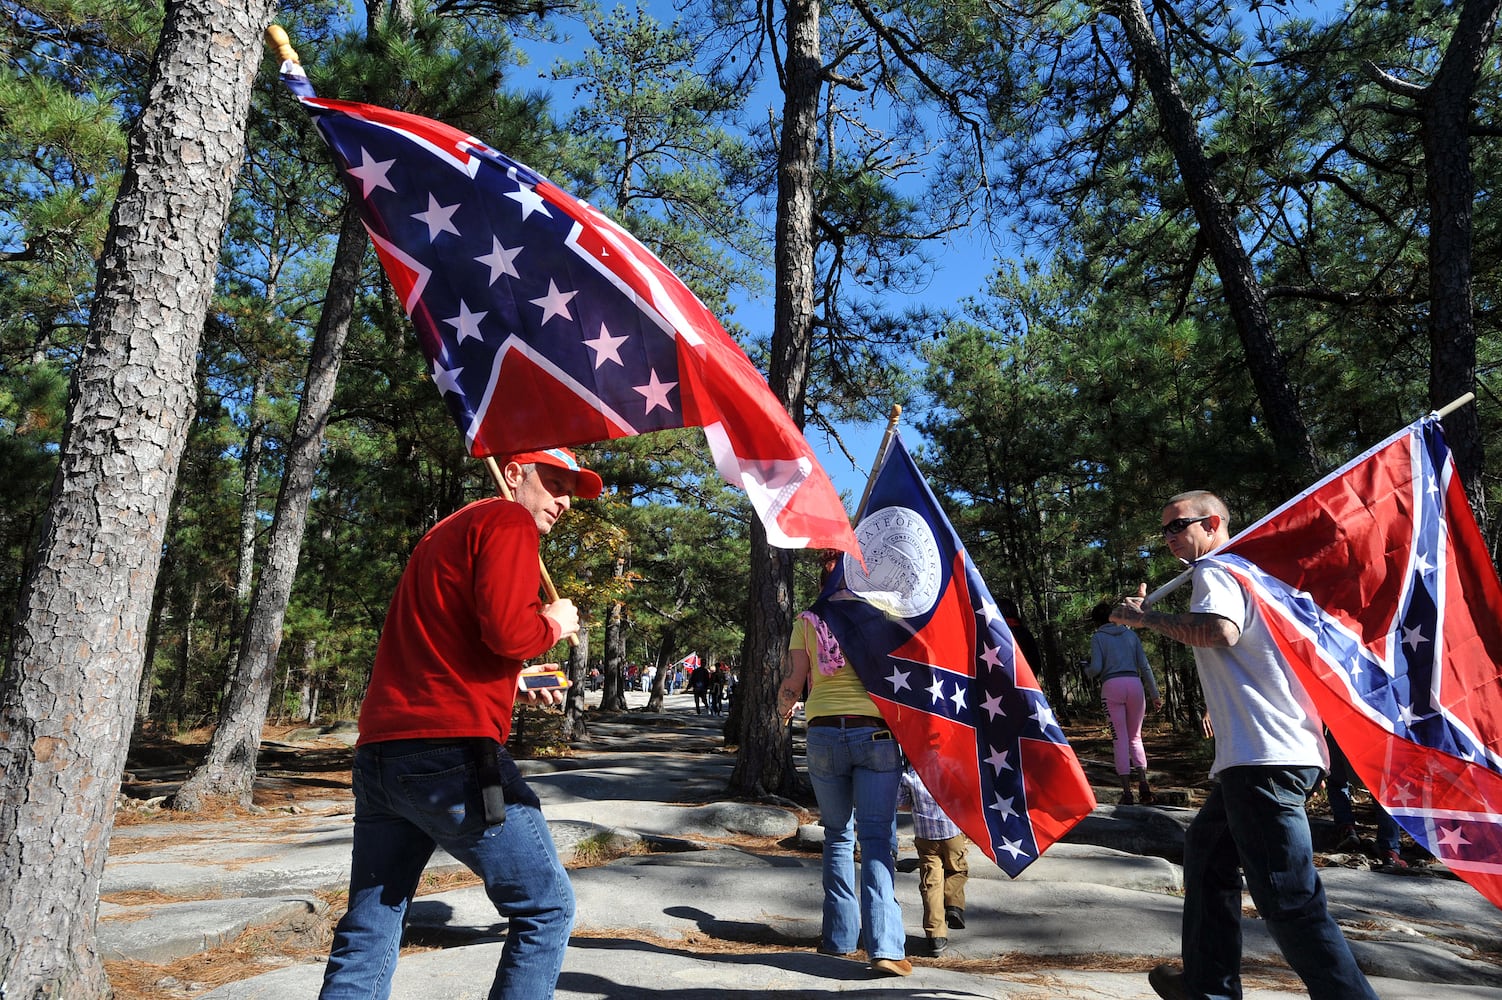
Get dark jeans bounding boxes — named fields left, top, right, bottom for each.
left=1182, top=765, right=1378, bottom=1000
left=1327, top=737, right=1401, bottom=853
left=319, top=739, right=574, bottom=1000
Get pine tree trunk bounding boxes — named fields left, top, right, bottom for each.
left=1422, top=0, right=1500, bottom=527
left=1109, top=0, right=1317, bottom=484
left=0, top=1, right=272, bottom=993
left=561, top=628, right=589, bottom=741
left=601, top=598, right=629, bottom=711
left=174, top=204, right=363, bottom=812
left=646, top=630, right=675, bottom=712
left=730, top=0, right=821, bottom=799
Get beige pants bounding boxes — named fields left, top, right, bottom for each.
left=914, top=834, right=969, bottom=937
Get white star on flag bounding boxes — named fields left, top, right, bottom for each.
left=475, top=238, right=522, bottom=283
left=432, top=361, right=463, bottom=395
left=531, top=280, right=577, bottom=325
left=347, top=148, right=396, bottom=197
left=1031, top=702, right=1057, bottom=731
left=998, top=837, right=1029, bottom=860
left=412, top=194, right=462, bottom=240
left=584, top=323, right=630, bottom=368
left=634, top=370, right=678, bottom=414
left=443, top=301, right=487, bottom=342
left=505, top=178, right=550, bottom=220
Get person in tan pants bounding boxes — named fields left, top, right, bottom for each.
left=898, top=763, right=968, bottom=956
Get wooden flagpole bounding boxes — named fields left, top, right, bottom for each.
left=1142, top=392, right=1478, bottom=608
left=853, top=404, right=903, bottom=525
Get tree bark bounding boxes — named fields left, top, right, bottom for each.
left=229, top=365, right=268, bottom=668
left=646, top=628, right=675, bottom=712
left=1420, top=0, right=1501, bottom=524
left=0, top=0, right=272, bottom=993
left=600, top=547, right=629, bottom=711
left=561, top=626, right=590, bottom=741
left=173, top=204, right=363, bottom=812
left=1109, top=0, right=1317, bottom=483
left=729, top=0, right=822, bottom=799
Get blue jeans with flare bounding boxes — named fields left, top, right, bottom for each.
left=805, top=723, right=905, bottom=961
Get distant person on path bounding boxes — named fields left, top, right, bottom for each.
left=1112, top=489, right=1379, bottom=1000
left=318, top=448, right=601, bottom=1000
left=709, top=661, right=728, bottom=716
left=1325, top=729, right=1407, bottom=870
left=1087, top=600, right=1163, bottom=805
left=689, top=661, right=711, bottom=715
left=897, top=763, right=968, bottom=956
left=778, top=554, right=911, bottom=978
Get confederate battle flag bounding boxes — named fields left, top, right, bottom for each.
left=813, top=434, right=1096, bottom=875
left=1205, top=415, right=1502, bottom=910
left=276, top=58, right=857, bottom=557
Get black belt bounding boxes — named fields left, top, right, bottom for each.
left=808, top=715, right=886, bottom=730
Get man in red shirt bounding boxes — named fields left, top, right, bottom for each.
left=319, top=448, right=601, bottom=1000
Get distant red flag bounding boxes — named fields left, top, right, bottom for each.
left=1205, top=416, right=1502, bottom=910
left=813, top=434, right=1096, bottom=875
left=277, top=61, right=857, bottom=556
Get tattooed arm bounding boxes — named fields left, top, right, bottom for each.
left=1110, top=582, right=1240, bottom=648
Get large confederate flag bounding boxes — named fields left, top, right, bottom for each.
left=1205, top=415, right=1502, bottom=909
left=277, top=58, right=857, bottom=557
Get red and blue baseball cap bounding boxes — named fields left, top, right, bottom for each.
left=506, top=447, right=603, bottom=499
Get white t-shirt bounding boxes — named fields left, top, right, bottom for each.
left=1191, top=561, right=1328, bottom=777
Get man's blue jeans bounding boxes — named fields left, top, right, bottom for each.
left=319, top=739, right=575, bottom=1000
left=805, top=723, right=905, bottom=960
left=1182, top=765, right=1377, bottom=1000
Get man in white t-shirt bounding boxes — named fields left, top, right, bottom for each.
left=1112, top=490, right=1378, bottom=1000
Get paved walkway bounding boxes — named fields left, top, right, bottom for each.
left=102, top=691, right=1502, bottom=999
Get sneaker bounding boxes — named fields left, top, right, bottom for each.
left=1148, top=963, right=1189, bottom=1000
left=928, top=936, right=949, bottom=956
left=1380, top=849, right=1409, bottom=870
left=945, top=905, right=966, bottom=929
left=872, top=957, right=913, bottom=977
left=1117, top=790, right=1135, bottom=805
left=1335, top=824, right=1362, bottom=852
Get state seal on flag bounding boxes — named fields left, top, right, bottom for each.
left=844, top=505, right=943, bottom=618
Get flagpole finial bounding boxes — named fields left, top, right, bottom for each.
left=266, top=25, right=300, bottom=65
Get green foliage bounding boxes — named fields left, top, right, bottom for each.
left=5, top=0, right=1501, bottom=733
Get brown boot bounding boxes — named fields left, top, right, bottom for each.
left=1135, top=767, right=1156, bottom=805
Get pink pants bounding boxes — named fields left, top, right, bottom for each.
left=1101, top=676, right=1147, bottom=775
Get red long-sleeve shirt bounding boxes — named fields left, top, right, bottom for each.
left=357, top=497, right=564, bottom=745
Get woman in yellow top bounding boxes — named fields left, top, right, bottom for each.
left=778, top=558, right=910, bottom=977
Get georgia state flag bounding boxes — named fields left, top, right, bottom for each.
left=813, top=434, right=1095, bottom=875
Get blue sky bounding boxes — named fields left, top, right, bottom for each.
left=514, top=4, right=1006, bottom=507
